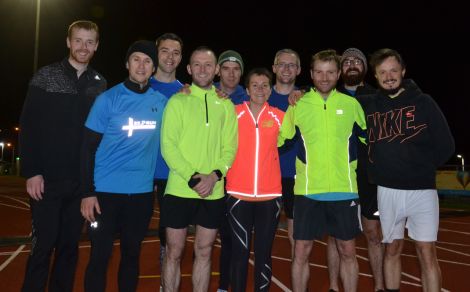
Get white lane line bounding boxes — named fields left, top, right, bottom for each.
left=439, top=228, right=470, bottom=235
left=0, top=244, right=27, bottom=271
left=438, top=258, right=470, bottom=267
left=0, top=202, right=29, bottom=210
left=248, top=258, right=291, bottom=292
left=0, top=195, right=30, bottom=208
left=0, top=195, right=30, bottom=271
left=436, top=245, right=470, bottom=257
left=441, top=220, right=470, bottom=225
left=195, top=237, right=292, bottom=291
left=437, top=240, right=470, bottom=247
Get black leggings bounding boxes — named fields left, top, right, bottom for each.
left=227, top=196, right=281, bottom=292
left=154, top=179, right=167, bottom=246
left=218, top=194, right=232, bottom=290
left=84, top=192, right=154, bottom=292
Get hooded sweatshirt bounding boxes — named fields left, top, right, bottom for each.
left=358, top=79, right=455, bottom=189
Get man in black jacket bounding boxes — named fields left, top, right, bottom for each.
left=360, top=48, right=454, bottom=292
left=19, top=20, right=106, bottom=292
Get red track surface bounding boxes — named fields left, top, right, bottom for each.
left=1, top=176, right=469, bottom=291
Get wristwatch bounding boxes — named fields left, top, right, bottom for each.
left=213, top=169, right=223, bottom=181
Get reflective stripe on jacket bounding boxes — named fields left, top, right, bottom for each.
left=226, top=102, right=284, bottom=201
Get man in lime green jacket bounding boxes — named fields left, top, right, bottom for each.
left=280, top=49, right=366, bottom=292
left=160, top=46, right=238, bottom=292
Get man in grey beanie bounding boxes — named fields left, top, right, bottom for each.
left=215, top=50, right=249, bottom=105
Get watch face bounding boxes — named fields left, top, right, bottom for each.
left=214, top=170, right=222, bottom=180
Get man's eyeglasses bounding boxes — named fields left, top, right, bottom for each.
left=276, top=63, right=298, bottom=70
left=342, top=59, right=363, bottom=66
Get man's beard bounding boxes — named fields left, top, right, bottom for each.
left=379, top=80, right=404, bottom=96
left=342, top=69, right=365, bottom=86
left=70, top=49, right=93, bottom=64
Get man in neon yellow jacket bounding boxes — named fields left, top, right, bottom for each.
left=160, top=46, right=238, bottom=292
left=280, top=49, right=366, bottom=292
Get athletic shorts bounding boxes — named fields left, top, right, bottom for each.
left=293, top=195, right=362, bottom=241
left=281, top=178, right=295, bottom=219
left=160, top=194, right=225, bottom=229
left=357, top=174, right=379, bottom=220
left=377, top=186, right=439, bottom=243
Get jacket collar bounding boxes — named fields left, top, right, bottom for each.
left=190, top=83, right=216, bottom=97
left=124, top=78, right=151, bottom=93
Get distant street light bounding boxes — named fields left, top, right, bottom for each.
left=457, top=154, right=465, bottom=171
left=7, top=143, right=15, bottom=165
left=0, top=142, right=4, bottom=161
left=33, top=0, right=41, bottom=72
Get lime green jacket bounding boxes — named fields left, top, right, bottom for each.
left=280, top=88, right=366, bottom=198
left=161, top=84, right=238, bottom=199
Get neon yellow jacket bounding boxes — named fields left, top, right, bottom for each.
left=280, top=88, right=366, bottom=199
left=161, top=84, right=238, bottom=199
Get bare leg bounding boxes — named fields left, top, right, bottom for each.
left=327, top=236, right=340, bottom=291
left=287, top=218, right=294, bottom=259
left=291, top=239, right=313, bottom=292
left=193, top=225, right=218, bottom=292
left=163, top=227, right=187, bottom=292
left=415, top=241, right=441, bottom=292
left=336, top=238, right=358, bottom=292
left=384, top=239, right=403, bottom=290
left=362, top=216, right=384, bottom=291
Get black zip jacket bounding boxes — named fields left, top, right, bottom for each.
left=19, top=58, right=106, bottom=181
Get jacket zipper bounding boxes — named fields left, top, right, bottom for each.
left=205, top=94, right=209, bottom=126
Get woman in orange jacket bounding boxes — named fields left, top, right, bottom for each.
left=225, top=67, right=284, bottom=292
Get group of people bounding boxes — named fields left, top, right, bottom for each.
left=18, top=19, right=455, bottom=292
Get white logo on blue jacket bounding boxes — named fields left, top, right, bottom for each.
left=122, top=117, right=157, bottom=137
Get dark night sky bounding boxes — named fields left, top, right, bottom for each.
left=1, top=0, right=469, bottom=164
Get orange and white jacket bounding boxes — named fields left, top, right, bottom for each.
left=226, top=102, right=284, bottom=201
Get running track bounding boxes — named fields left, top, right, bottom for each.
left=1, top=176, right=469, bottom=291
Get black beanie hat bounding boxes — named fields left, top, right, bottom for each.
left=125, top=40, right=157, bottom=66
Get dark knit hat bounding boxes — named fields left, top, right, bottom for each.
left=125, top=40, right=157, bottom=66
left=341, top=48, right=367, bottom=73
left=218, top=50, right=244, bottom=74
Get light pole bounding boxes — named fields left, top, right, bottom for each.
left=0, top=142, right=4, bottom=161
left=7, top=143, right=15, bottom=165
left=457, top=154, right=465, bottom=171
left=33, top=0, right=41, bottom=73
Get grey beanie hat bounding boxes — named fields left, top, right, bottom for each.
left=125, top=40, right=157, bottom=66
left=218, top=50, right=244, bottom=74
left=341, top=48, right=367, bottom=73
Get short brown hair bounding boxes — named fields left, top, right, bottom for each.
left=189, top=46, right=216, bottom=64
left=310, top=49, right=341, bottom=70
left=273, top=48, right=300, bottom=66
left=67, top=20, right=99, bottom=41
left=244, top=67, right=273, bottom=88
left=156, top=33, right=183, bottom=51
left=369, top=48, right=406, bottom=74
